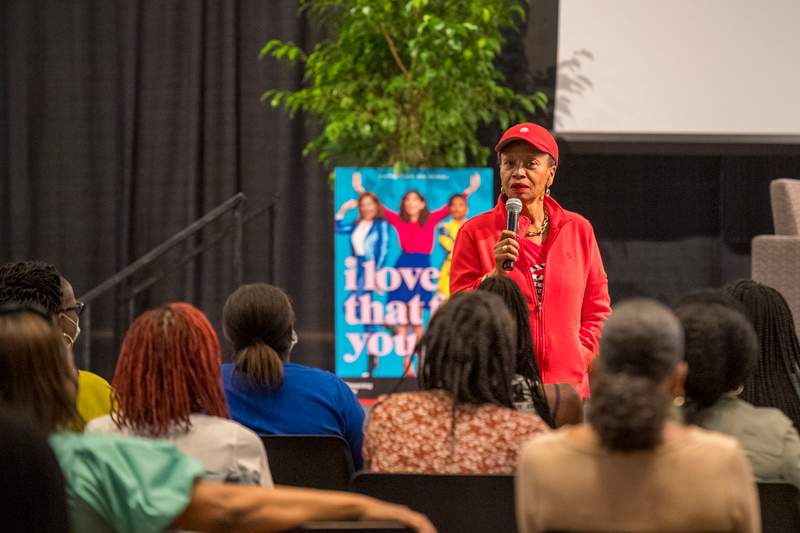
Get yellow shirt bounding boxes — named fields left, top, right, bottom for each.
left=67, top=371, right=114, bottom=432
left=437, top=219, right=462, bottom=297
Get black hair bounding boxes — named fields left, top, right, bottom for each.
left=588, top=298, right=684, bottom=452
left=416, top=291, right=517, bottom=450
left=0, top=261, right=63, bottom=317
left=448, top=193, right=466, bottom=206
left=724, top=279, right=800, bottom=430
left=398, top=189, right=431, bottom=227
left=477, top=276, right=555, bottom=428
left=673, top=298, right=758, bottom=425
left=223, top=284, right=295, bottom=390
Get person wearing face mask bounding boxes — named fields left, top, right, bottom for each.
left=220, top=283, right=366, bottom=470
left=0, top=261, right=113, bottom=431
left=450, top=123, right=611, bottom=399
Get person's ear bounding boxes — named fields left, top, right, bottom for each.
left=663, top=361, right=688, bottom=399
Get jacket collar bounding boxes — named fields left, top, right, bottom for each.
left=494, top=194, right=570, bottom=236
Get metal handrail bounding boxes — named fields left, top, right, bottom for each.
left=76, top=192, right=247, bottom=370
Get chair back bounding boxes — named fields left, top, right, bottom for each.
left=770, top=179, right=800, bottom=236
left=758, top=482, right=800, bottom=533
left=350, top=472, right=516, bottom=533
left=260, top=435, right=354, bottom=491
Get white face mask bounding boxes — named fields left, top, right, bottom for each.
left=60, top=313, right=81, bottom=345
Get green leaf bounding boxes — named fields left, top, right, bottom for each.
left=259, top=40, right=282, bottom=59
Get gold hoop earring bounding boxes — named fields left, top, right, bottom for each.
left=673, top=396, right=685, bottom=407
left=500, top=186, right=505, bottom=194
left=545, top=187, right=551, bottom=196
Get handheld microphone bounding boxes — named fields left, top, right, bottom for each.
left=503, top=198, right=522, bottom=271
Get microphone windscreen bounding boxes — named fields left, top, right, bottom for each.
left=506, top=198, right=522, bottom=215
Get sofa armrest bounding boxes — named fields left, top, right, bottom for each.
left=751, top=235, right=800, bottom=335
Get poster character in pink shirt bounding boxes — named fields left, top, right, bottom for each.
left=354, top=172, right=480, bottom=375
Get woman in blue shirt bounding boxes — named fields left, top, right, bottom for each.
left=221, top=283, right=366, bottom=470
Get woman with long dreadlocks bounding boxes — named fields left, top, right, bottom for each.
left=477, top=276, right=582, bottom=428
left=363, top=291, right=549, bottom=473
left=724, top=279, right=800, bottom=431
left=86, top=302, right=272, bottom=486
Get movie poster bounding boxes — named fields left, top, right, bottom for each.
left=334, top=167, right=494, bottom=398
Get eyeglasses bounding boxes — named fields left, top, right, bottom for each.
left=62, top=301, right=85, bottom=317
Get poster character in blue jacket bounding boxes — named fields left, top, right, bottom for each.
left=335, top=192, right=390, bottom=376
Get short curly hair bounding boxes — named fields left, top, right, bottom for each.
left=0, top=261, right=63, bottom=317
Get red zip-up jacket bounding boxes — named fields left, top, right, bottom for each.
left=450, top=194, right=611, bottom=397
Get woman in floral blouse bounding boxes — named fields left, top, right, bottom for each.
left=364, top=290, right=550, bottom=473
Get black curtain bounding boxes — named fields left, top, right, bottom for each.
left=1, top=0, right=334, bottom=379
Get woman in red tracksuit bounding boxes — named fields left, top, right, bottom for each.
left=449, top=123, right=611, bottom=398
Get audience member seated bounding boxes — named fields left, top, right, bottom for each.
left=725, top=279, right=800, bottom=431
left=0, top=304, right=435, bottom=533
left=0, top=260, right=113, bottom=431
left=674, top=293, right=800, bottom=490
left=516, top=298, right=760, bottom=533
left=86, top=302, right=272, bottom=486
left=477, top=276, right=582, bottom=428
left=364, top=291, right=550, bottom=474
left=221, top=283, right=365, bottom=470
left=0, top=407, right=69, bottom=533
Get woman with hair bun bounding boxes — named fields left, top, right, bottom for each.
left=516, top=298, right=759, bottom=533
left=221, top=283, right=365, bottom=470
left=87, top=302, right=272, bottom=486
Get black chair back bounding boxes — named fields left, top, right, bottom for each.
left=350, top=472, right=516, bottom=533
left=260, top=434, right=354, bottom=491
left=758, top=482, right=800, bottom=533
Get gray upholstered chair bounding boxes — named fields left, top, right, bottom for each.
left=751, top=178, right=800, bottom=334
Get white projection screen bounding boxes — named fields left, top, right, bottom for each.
left=554, top=0, right=800, bottom=143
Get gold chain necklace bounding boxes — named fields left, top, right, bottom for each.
left=525, top=205, right=549, bottom=237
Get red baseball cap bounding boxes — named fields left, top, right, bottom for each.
left=495, top=123, right=558, bottom=164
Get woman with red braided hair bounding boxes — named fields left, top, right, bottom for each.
left=87, top=302, right=273, bottom=486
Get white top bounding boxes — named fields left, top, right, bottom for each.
left=86, top=413, right=273, bottom=487
left=351, top=220, right=373, bottom=256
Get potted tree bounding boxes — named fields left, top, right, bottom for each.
left=261, top=0, right=547, bottom=385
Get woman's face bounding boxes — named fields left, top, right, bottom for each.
left=359, top=195, right=378, bottom=221
left=403, top=192, right=425, bottom=217
left=499, top=142, right=555, bottom=204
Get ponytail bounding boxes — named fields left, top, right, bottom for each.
left=589, top=372, right=668, bottom=452
left=235, top=341, right=284, bottom=389
left=223, top=283, right=296, bottom=391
